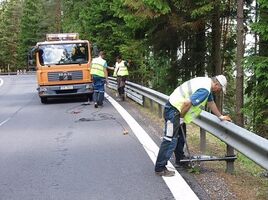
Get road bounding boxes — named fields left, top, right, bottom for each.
left=0, top=75, right=199, bottom=200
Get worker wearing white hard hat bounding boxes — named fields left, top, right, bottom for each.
left=216, top=75, right=227, bottom=94
left=155, top=75, right=231, bottom=177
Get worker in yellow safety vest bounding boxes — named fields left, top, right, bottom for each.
left=90, top=51, right=108, bottom=108
left=113, top=55, right=129, bottom=101
left=155, top=75, right=232, bottom=177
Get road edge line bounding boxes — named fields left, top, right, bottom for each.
left=106, top=93, right=199, bottom=200
left=0, top=78, right=3, bottom=87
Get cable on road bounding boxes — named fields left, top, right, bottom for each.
left=70, top=103, right=129, bottom=136
left=65, top=102, right=91, bottom=114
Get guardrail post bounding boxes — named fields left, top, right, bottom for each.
left=142, top=95, right=145, bottom=107
left=226, top=145, right=235, bottom=173
left=150, top=99, right=153, bottom=113
left=200, top=128, right=206, bottom=153
left=158, top=104, right=163, bottom=119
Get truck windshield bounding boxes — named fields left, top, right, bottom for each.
left=38, top=43, right=89, bottom=66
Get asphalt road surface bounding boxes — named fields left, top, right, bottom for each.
left=0, top=75, right=199, bottom=200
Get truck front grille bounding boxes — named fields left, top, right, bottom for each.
left=48, top=70, right=83, bottom=82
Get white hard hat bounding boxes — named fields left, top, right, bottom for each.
left=216, top=75, right=227, bottom=94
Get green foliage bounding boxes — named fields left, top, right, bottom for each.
left=0, top=0, right=22, bottom=71
left=221, top=34, right=236, bottom=116
left=236, top=153, right=265, bottom=176
left=251, top=22, right=268, bottom=40
left=121, top=0, right=170, bottom=19
left=244, top=0, right=268, bottom=137
left=251, top=1, right=268, bottom=41
left=145, top=54, right=173, bottom=93
left=111, top=0, right=148, bottom=29
left=140, top=0, right=170, bottom=14
left=188, top=165, right=201, bottom=174
left=63, top=0, right=131, bottom=64
left=0, top=0, right=266, bottom=138
left=257, top=0, right=268, bottom=8
left=191, top=2, right=214, bottom=19
left=244, top=56, right=268, bottom=136
left=17, top=0, right=46, bottom=68
left=117, top=39, right=149, bottom=83
left=0, top=0, right=64, bottom=71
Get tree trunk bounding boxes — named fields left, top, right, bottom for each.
left=55, top=0, right=61, bottom=33
left=221, top=0, right=231, bottom=71
left=235, top=0, right=244, bottom=127
left=195, top=20, right=206, bottom=77
left=252, top=1, right=258, bottom=131
left=211, top=2, right=223, bottom=111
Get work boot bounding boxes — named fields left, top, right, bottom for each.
left=121, top=94, right=125, bottom=101
left=155, top=169, right=175, bottom=177
left=94, top=103, right=98, bottom=108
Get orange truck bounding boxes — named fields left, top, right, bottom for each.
left=30, top=33, right=93, bottom=103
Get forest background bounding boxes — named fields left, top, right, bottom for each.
left=0, top=0, right=267, bottom=138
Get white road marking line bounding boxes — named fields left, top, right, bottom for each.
left=0, top=78, right=11, bottom=126
left=0, top=117, right=11, bottom=127
left=106, top=94, right=199, bottom=200
left=0, top=78, right=3, bottom=87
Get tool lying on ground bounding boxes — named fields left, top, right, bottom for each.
left=180, top=155, right=237, bottom=162
left=179, top=125, right=237, bottom=168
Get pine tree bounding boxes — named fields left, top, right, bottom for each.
left=17, top=0, right=47, bottom=68
left=0, top=0, right=22, bottom=72
left=246, top=0, right=268, bottom=137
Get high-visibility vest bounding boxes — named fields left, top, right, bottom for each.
left=90, top=57, right=106, bottom=77
left=169, top=77, right=211, bottom=124
left=184, top=97, right=208, bottom=124
left=114, top=60, right=129, bottom=76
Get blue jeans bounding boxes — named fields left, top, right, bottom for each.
left=93, top=75, right=105, bottom=105
left=155, top=102, right=186, bottom=172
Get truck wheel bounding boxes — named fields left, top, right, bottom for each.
left=40, top=97, right=48, bottom=104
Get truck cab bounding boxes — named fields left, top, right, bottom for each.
left=31, top=33, right=93, bottom=103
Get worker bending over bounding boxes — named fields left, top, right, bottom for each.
left=155, top=75, right=231, bottom=177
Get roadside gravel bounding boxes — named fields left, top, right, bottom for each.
left=195, top=168, right=237, bottom=200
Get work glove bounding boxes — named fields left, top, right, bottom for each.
left=219, top=115, right=232, bottom=122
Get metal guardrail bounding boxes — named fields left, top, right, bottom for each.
left=0, top=72, right=18, bottom=75
left=0, top=71, right=36, bottom=76
left=108, top=77, right=268, bottom=172
left=194, top=112, right=268, bottom=171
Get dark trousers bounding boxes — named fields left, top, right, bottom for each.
left=92, top=75, right=105, bottom=105
left=175, top=123, right=186, bottom=162
left=117, top=76, right=127, bottom=96
left=155, top=102, right=186, bottom=172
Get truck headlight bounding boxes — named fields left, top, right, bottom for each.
left=39, top=87, right=48, bottom=92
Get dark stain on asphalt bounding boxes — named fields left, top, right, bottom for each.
left=77, top=113, right=116, bottom=122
